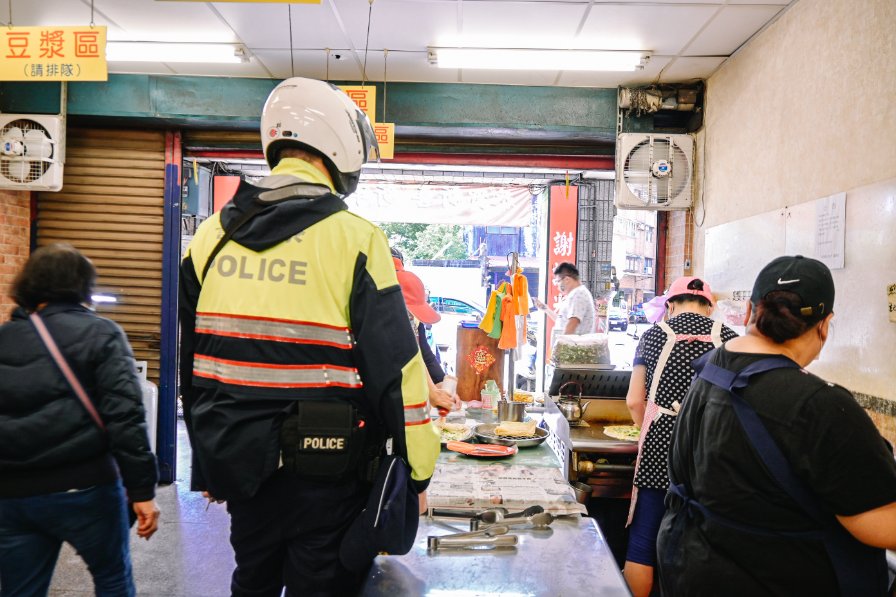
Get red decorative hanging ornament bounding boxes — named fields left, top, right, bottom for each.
left=467, top=345, right=496, bottom=375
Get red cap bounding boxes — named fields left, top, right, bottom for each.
left=394, top=260, right=440, bottom=324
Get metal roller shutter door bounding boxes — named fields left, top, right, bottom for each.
left=36, top=128, right=166, bottom=385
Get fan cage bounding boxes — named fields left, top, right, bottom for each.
left=1, top=118, right=55, bottom=183
left=622, top=137, right=690, bottom=206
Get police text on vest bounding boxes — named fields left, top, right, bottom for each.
left=302, top=436, right=345, bottom=451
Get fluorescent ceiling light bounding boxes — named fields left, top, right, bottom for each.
left=91, top=294, right=118, bottom=304
left=107, top=42, right=248, bottom=64
left=428, top=48, right=648, bottom=71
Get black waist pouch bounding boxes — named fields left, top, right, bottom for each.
left=279, top=400, right=366, bottom=481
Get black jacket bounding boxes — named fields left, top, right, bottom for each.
left=0, top=303, right=158, bottom=501
left=417, top=322, right=445, bottom=384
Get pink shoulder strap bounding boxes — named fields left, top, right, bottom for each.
left=30, top=312, right=106, bottom=431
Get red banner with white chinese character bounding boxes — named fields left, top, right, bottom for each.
left=0, top=26, right=107, bottom=81
left=544, top=185, right=579, bottom=361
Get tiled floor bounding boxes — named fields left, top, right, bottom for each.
left=48, top=421, right=235, bottom=596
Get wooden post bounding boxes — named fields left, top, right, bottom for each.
left=455, top=324, right=504, bottom=402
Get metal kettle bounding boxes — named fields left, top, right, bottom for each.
left=557, top=381, right=589, bottom=423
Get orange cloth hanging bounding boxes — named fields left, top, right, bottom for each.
left=511, top=269, right=529, bottom=345
left=498, top=292, right=518, bottom=349
left=512, top=269, right=529, bottom=315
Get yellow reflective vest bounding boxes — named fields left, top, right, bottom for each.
left=179, top=176, right=439, bottom=500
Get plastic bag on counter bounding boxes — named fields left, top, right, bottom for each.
left=552, top=333, right=611, bottom=366
left=715, top=300, right=747, bottom=328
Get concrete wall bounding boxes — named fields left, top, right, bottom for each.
left=698, top=0, right=895, bottom=235
left=694, top=0, right=896, bottom=438
left=0, top=190, right=30, bottom=322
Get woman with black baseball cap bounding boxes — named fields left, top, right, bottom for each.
left=657, top=255, right=896, bottom=597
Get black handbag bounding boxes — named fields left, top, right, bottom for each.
left=338, top=454, right=419, bottom=572
left=30, top=312, right=139, bottom=528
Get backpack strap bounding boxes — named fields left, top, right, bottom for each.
left=698, top=355, right=798, bottom=393
left=199, top=182, right=332, bottom=283
left=698, top=356, right=827, bottom=521
left=681, top=355, right=888, bottom=596
left=200, top=201, right=265, bottom=283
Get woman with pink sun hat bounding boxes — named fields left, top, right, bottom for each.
left=623, top=275, right=738, bottom=597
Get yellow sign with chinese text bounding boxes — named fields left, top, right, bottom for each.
left=338, top=85, right=376, bottom=125
left=373, top=122, right=395, bottom=160
left=0, top=26, right=108, bottom=82
left=336, top=85, right=393, bottom=159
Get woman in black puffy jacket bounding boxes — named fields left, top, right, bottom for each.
left=0, top=244, right=160, bottom=597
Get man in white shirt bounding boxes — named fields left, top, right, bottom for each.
left=535, top=262, right=596, bottom=339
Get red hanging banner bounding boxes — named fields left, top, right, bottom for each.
left=544, top=185, right=579, bottom=362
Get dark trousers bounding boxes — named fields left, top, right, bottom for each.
left=0, top=480, right=134, bottom=597
left=226, top=468, right=369, bottom=597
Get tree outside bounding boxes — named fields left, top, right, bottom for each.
left=378, top=222, right=469, bottom=260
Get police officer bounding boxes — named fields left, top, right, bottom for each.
left=179, top=78, right=440, bottom=597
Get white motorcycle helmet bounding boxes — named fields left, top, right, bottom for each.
left=261, top=77, right=380, bottom=196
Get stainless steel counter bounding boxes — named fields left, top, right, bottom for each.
left=568, top=424, right=641, bottom=454
left=361, top=515, right=630, bottom=596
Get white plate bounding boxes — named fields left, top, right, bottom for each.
left=437, top=425, right=474, bottom=445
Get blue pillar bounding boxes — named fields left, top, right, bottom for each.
left=157, top=133, right=182, bottom=484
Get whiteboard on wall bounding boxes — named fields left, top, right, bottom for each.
left=705, top=208, right=786, bottom=298
left=704, top=177, right=896, bottom=401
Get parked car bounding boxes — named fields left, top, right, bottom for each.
left=629, top=306, right=647, bottom=323
left=428, top=297, right=486, bottom=374
left=430, top=296, right=485, bottom=319
left=427, top=296, right=539, bottom=374
left=608, top=307, right=629, bottom=332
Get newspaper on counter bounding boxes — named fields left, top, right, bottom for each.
left=427, top=462, right=588, bottom=516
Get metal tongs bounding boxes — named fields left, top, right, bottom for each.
left=429, top=507, right=507, bottom=523
left=478, top=511, right=556, bottom=531
left=431, top=504, right=544, bottom=525
left=468, top=505, right=545, bottom=530
left=427, top=535, right=519, bottom=550
left=427, top=524, right=519, bottom=551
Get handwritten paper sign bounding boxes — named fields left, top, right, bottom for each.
left=0, top=26, right=107, bottom=81
left=815, top=192, right=846, bottom=269
left=888, top=283, right=896, bottom=324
